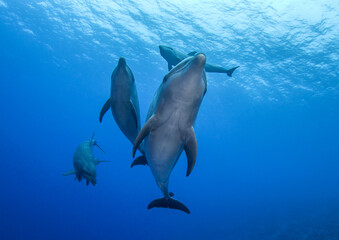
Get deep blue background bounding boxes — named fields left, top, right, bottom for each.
left=1, top=1, right=339, bottom=239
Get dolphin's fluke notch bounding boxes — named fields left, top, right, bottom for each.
left=226, top=66, right=239, bottom=77
left=148, top=197, right=190, bottom=214
left=99, top=99, right=111, bottom=122
left=131, top=155, right=147, bottom=168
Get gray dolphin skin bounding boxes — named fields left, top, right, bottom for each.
left=132, top=53, right=208, bottom=214
left=99, top=57, right=147, bottom=166
left=159, top=45, right=239, bottom=76
left=63, top=133, right=107, bottom=186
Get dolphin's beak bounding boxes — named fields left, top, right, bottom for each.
left=194, top=53, right=206, bottom=66
left=189, top=53, right=206, bottom=70
left=118, top=57, right=126, bottom=67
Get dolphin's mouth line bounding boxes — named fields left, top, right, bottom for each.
left=172, top=59, right=192, bottom=75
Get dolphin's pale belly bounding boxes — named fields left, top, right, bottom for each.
left=145, top=109, right=189, bottom=189
left=111, top=100, right=138, bottom=143
left=144, top=73, right=204, bottom=194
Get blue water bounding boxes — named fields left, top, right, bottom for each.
left=1, top=0, right=339, bottom=239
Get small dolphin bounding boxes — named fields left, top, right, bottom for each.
left=159, top=45, right=239, bottom=76
left=99, top=57, right=146, bottom=166
left=133, top=53, right=208, bottom=214
left=63, top=133, right=108, bottom=186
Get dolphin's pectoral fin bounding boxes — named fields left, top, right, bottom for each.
left=131, top=155, right=147, bottom=168
left=184, top=127, right=197, bottom=177
left=148, top=197, right=190, bottom=214
left=187, top=51, right=197, bottom=56
left=168, top=63, right=172, bottom=71
left=63, top=170, right=76, bottom=176
left=226, top=66, right=239, bottom=77
left=99, top=98, right=111, bottom=122
left=94, top=142, right=105, bottom=153
left=95, top=158, right=111, bottom=166
left=133, top=115, right=158, bottom=158
left=128, top=100, right=138, bottom=131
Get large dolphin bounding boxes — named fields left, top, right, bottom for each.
left=132, top=53, right=207, bottom=214
left=159, top=45, right=239, bottom=76
left=63, top=133, right=108, bottom=186
left=99, top=57, right=146, bottom=166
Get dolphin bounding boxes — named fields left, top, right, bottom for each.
left=63, top=133, right=108, bottom=186
left=132, top=53, right=207, bottom=214
left=99, top=57, right=146, bottom=166
left=159, top=45, right=239, bottom=76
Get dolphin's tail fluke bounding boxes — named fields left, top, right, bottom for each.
left=148, top=197, right=190, bottom=214
left=131, top=155, right=147, bottom=168
left=226, top=66, right=239, bottom=77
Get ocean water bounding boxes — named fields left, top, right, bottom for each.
left=0, top=0, right=339, bottom=239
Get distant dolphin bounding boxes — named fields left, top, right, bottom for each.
left=63, top=133, right=108, bottom=186
left=99, top=57, right=146, bottom=166
left=159, top=45, right=239, bottom=76
left=133, top=53, right=208, bottom=214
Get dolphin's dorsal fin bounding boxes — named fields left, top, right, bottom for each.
left=99, top=98, right=111, bottom=122
left=63, top=170, right=76, bottom=176
left=184, top=127, right=197, bottom=177
left=187, top=51, right=197, bottom=56
left=133, top=115, right=159, bottom=158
